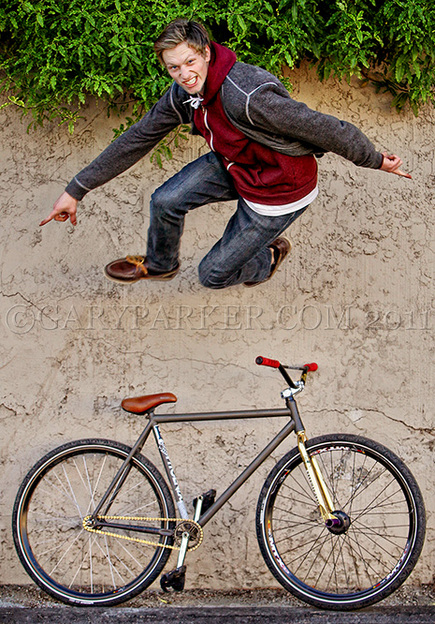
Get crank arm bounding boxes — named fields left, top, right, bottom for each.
left=176, top=532, right=190, bottom=568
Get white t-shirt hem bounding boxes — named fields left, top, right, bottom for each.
left=244, top=186, right=319, bottom=216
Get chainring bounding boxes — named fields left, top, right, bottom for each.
left=174, top=520, right=203, bottom=548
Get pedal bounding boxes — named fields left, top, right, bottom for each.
left=160, top=565, right=186, bottom=593
left=193, top=489, right=216, bottom=514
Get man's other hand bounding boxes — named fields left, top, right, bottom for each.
left=40, top=192, right=78, bottom=226
left=380, top=152, right=412, bottom=179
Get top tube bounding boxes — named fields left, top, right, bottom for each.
left=148, top=408, right=291, bottom=424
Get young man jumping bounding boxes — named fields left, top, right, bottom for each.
left=40, top=19, right=410, bottom=289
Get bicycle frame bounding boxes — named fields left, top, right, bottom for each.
left=152, top=406, right=297, bottom=525
left=92, top=383, right=336, bottom=539
left=93, top=404, right=295, bottom=528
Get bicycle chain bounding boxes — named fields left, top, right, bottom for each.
left=82, top=515, right=203, bottom=552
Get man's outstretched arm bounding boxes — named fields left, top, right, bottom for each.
left=40, top=85, right=192, bottom=227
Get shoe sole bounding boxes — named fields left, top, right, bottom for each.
left=244, top=237, right=291, bottom=287
left=104, top=267, right=179, bottom=284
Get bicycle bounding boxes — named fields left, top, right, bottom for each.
left=12, top=356, right=426, bottom=611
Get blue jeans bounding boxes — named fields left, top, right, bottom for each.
left=147, top=152, right=308, bottom=289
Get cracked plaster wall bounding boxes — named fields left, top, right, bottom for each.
left=0, top=63, right=433, bottom=590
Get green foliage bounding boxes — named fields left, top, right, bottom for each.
left=316, top=0, right=435, bottom=116
left=0, top=0, right=433, bottom=136
left=149, top=124, right=191, bottom=167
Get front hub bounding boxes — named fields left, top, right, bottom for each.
left=325, top=510, right=351, bottom=535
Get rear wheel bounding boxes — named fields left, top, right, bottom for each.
left=13, top=439, right=175, bottom=606
left=256, top=434, right=426, bottom=610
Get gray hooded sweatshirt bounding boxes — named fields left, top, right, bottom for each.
left=65, top=53, right=383, bottom=201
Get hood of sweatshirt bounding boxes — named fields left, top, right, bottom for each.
left=201, top=42, right=237, bottom=106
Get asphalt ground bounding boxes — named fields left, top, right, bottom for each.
left=1, top=586, right=434, bottom=624
left=1, top=604, right=435, bottom=624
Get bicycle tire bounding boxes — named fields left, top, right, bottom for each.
left=256, top=433, right=426, bottom=610
left=13, top=439, right=175, bottom=606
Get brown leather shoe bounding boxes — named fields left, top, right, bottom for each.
left=104, top=255, right=179, bottom=283
left=244, top=237, right=291, bottom=287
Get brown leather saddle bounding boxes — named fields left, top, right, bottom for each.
left=121, top=392, right=177, bottom=415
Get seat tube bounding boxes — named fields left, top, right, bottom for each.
left=152, top=425, right=189, bottom=519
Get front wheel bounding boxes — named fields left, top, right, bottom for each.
left=256, top=433, right=426, bottom=610
left=13, top=439, right=175, bottom=606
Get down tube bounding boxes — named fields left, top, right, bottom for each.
left=199, top=418, right=296, bottom=527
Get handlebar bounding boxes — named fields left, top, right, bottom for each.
left=304, top=362, right=318, bottom=372
left=256, top=356, right=318, bottom=389
left=256, top=357, right=318, bottom=372
left=255, top=356, right=280, bottom=368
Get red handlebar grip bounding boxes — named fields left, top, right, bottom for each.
left=256, top=356, right=281, bottom=368
left=304, top=362, right=318, bottom=372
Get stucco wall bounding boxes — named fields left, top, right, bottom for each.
left=0, top=64, right=433, bottom=591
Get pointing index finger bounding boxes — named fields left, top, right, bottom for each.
left=393, top=169, right=412, bottom=179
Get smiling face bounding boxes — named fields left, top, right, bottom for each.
left=162, top=42, right=211, bottom=95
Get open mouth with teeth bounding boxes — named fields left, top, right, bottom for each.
left=183, top=76, right=200, bottom=90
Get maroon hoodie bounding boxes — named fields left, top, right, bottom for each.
left=193, top=43, right=318, bottom=205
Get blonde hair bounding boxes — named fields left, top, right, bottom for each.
left=154, top=19, right=211, bottom=61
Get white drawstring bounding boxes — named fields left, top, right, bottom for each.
left=183, top=95, right=203, bottom=109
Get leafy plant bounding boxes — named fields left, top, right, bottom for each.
left=0, top=0, right=433, bottom=138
